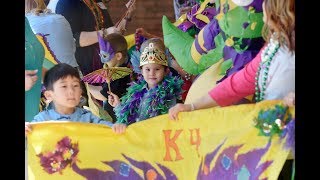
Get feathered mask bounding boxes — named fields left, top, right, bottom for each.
left=97, top=32, right=115, bottom=63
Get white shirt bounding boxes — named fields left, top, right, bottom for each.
left=258, top=46, right=295, bottom=100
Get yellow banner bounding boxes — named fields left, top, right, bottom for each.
left=27, top=100, right=294, bottom=180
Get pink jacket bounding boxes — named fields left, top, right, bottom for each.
left=209, top=49, right=263, bottom=106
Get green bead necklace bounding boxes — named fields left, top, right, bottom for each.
left=255, top=38, right=280, bottom=102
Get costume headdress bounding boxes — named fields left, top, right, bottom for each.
left=97, top=32, right=115, bottom=63
left=139, top=43, right=168, bottom=67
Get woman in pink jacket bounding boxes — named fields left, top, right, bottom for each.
left=169, top=0, right=295, bottom=120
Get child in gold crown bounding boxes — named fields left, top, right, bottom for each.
left=107, top=38, right=183, bottom=134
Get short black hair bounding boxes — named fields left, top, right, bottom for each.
left=44, top=63, right=80, bottom=90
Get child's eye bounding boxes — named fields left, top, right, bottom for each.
left=74, top=84, right=80, bottom=88
left=61, top=85, right=67, bottom=88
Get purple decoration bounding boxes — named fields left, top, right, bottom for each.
left=217, top=37, right=264, bottom=83
left=97, top=32, right=115, bottom=63
left=177, top=21, right=194, bottom=32
left=242, top=22, right=249, bottom=29
left=72, top=161, right=141, bottom=180
left=194, top=38, right=206, bottom=55
left=72, top=153, right=177, bottom=180
left=282, top=119, right=295, bottom=156
left=186, top=4, right=217, bottom=30
left=243, top=0, right=264, bottom=13
left=197, top=140, right=272, bottom=180
left=202, top=18, right=220, bottom=51
left=223, top=45, right=255, bottom=75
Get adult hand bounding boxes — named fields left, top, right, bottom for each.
left=25, top=69, right=38, bottom=91
left=112, top=123, right=127, bottom=134
left=283, top=92, right=295, bottom=107
left=179, top=6, right=192, bottom=15
left=25, top=122, right=32, bottom=136
left=103, top=26, right=121, bottom=36
left=136, top=28, right=149, bottom=37
left=168, top=103, right=192, bottom=121
left=107, top=91, right=120, bottom=107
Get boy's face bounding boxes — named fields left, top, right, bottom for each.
left=45, top=76, right=82, bottom=110
left=141, top=63, right=166, bottom=89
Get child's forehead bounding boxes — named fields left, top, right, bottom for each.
left=142, top=63, right=164, bottom=68
left=55, top=76, right=80, bottom=83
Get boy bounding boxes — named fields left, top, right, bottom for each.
left=88, top=32, right=134, bottom=123
left=25, top=63, right=113, bottom=134
left=107, top=38, right=184, bottom=134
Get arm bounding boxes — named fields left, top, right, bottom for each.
left=90, top=113, right=113, bottom=127
left=55, top=0, right=100, bottom=47
left=168, top=94, right=218, bottom=120
left=209, top=49, right=262, bottom=106
left=88, top=84, right=107, bottom=101
left=168, top=48, right=263, bottom=120
left=136, top=28, right=162, bottom=40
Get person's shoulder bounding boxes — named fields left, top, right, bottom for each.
left=76, top=107, right=93, bottom=116
left=33, top=110, right=50, bottom=122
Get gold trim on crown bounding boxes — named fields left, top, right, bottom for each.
left=140, top=43, right=168, bottom=67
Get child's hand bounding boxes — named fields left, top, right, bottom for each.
left=168, top=103, right=193, bottom=121
left=112, top=123, right=127, bottom=134
left=283, top=92, right=295, bottom=107
left=25, top=122, right=32, bottom=136
left=107, top=91, right=120, bottom=107
left=136, top=28, right=150, bottom=38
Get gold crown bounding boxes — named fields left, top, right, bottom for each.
left=140, top=43, right=168, bottom=67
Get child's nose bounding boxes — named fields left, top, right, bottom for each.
left=68, top=87, right=75, bottom=94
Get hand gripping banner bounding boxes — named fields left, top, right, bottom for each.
left=27, top=100, right=294, bottom=180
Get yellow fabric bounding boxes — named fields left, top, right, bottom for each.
left=36, top=34, right=59, bottom=65
left=190, top=42, right=202, bottom=64
left=27, top=100, right=293, bottom=180
left=185, top=59, right=253, bottom=104
left=124, top=34, right=135, bottom=50
left=185, top=59, right=224, bottom=104
left=173, top=14, right=187, bottom=26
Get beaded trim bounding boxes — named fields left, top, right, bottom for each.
left=255, top=37, right=280, bottom=102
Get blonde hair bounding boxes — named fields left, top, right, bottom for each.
left=262, top=0, right=295, bottom=52
left=25, top=0, right=51, bottom=15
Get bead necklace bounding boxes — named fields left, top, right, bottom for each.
left=255, top=37, right=280, bottom=102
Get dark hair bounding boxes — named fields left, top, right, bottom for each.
left=44, top=63, right=80, bottom=90
left=105, top=33, right=128, bottom=59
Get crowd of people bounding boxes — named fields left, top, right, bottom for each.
left=25, top=0, right=295, bottom=179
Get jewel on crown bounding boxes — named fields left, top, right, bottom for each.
left=140, top=43, right=168, bottom=67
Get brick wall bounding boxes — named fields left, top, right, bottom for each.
left=107, top=0, right=176, bottom=37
